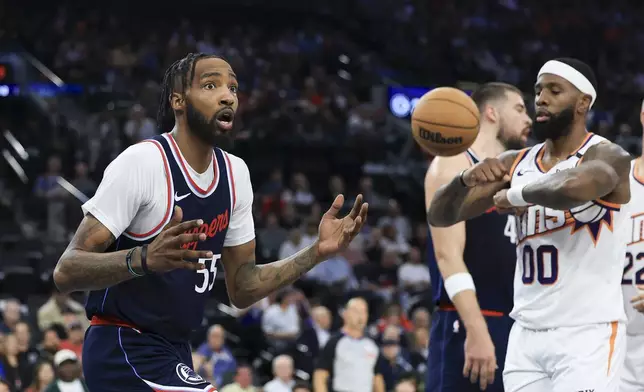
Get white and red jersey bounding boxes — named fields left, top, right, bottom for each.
left=508, top=133, right=627, bottom=329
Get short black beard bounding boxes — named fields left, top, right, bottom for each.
left=185, top=100, right=234, bottom=149
left=532, top=106, right=575, bottom=142
left=498, top=131, right=526, bottom=151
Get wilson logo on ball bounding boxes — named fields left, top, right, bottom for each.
left=419, top=129, right=463, bottom=145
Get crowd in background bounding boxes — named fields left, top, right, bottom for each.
left=1, top=0, right=644, bottom=391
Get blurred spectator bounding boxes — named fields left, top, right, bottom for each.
left=220, top=365, right=256, bottom=392
left=14, top=322, right=39, bottom=387
left=193, top=325, right=237, bottom=388
left=313, top=298, right=385, bottom=392
left=398, top=247, right=431, bottom=294
left=292, top=381, right=311, bottom=392
left=281, top=173, right=315, bottom=212
left=1, top=334, right=24, bottom=391
left=380, top=332, right=414, bottom=392
left=0, top=300, right=22, bottom=334
left=37, top=329, right=61, bottom=365
left=380, top=225, right=411, bottom=256
left=375, top=303, right=413, bottom=337
left=45, top=350, right=88, bottom=392
left=310, top=306, right=331, bottom=348
left=70, top=162, right=97, bottom=200
left=0, top=379, right=10, bottom=392
left=408, top=327, right=428, bottom=375
left=358, top=177, right=387, bottom=211
left=57, top=318, right=84, bottom=361
left=33, top=156, right=64, bottom=200
left=37, top=291, right=89, bottom=332
left=263, top=355, right=295, bottom=392
left=25, top=362, right=55, bottom=392
left=257, top=213, right=288, bottom=261
left=261, top=290, right=301, bottom=351
left=123, top=104, right=157, bottom=143
left=278, top=228, right=308, bottom=260
left=378, top=199, right=411, bottom=241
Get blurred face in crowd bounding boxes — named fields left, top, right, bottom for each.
left=43, top=330, right=61, bottom=353
left=343, top=298, right=368, bottom=331
left=176, top=57, right=239, bottom=148
left=312, top=306, right=331, bottom=330
left=3, top=300, right=21, bottom=326
left=14, top=322, right=30, bottom=349
left=235, top=366, right=253, bottom=388
left=57, top=360, right=81, bottom=382
left=293, top=387, right=311, bottom=392
left=408, top=247, right=421, bottom=264
left=5, top=334, right=18, bottom=356
left=273, top=356, right=293, bottom=381
left=67, top=323, right=84, bottom=344
left=385, top=305, right=401, bottom=326
left=533, top=73, right=589, bottom=142
left=412, top=308, right=429, bottom=329
left=382, top=339, right=400, bottom=361
left=494, top=90, right=531, bottom=150
left=207, top=325, right=225, bottom=351
left=36, top=362, right=55, bottom=386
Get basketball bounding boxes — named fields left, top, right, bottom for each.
left=410, top=87, right=480, bottom=156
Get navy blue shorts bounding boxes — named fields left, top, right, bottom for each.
left=83, top=321, right=217, bottom=392
left=426, top=309, right=513, bottom=392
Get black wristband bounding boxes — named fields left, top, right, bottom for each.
left=126, top=248, right=144, bottom=277
left=140, top=244, right=150, bottom=275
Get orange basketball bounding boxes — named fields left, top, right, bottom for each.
left=410, top=87, right=480, bottom=156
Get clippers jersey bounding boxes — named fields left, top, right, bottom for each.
left=509, top=133, right=627, bottom=329
left=84, top=133, right=243, bottom=342
left=428, top=149, right=517, bottom=313
left=623, top=159, right=644, bottom=335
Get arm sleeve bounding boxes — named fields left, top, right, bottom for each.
left=81, top=143, right=158, bottom=239
left=224, top=154, right=256, bottom=247
left=315, top=335, right=339, bottom=371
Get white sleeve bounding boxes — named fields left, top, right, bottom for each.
left=81, top=143, right=158, bottom=239
left=224, top=154, right=256, bottom=247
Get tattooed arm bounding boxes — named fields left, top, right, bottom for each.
left=519, top=142, right=631, bottom=210
left=54, top=214, right=139, bottom=293
left=221, top=240, right=321, bottom=309
left=427, top=149, right=522, bottom=227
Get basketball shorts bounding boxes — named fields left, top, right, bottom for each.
left=83, top=324, right=218, bottom=392
left=503, top=321, right=625, bottom=392
left=621, top=333, right=644, bottom=392
left=427, top=308, right=514, bottom=392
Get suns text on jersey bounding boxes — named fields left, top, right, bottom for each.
left=516, top=205, right=569, bottom=244
left=629, top=212, right=644, bottom=246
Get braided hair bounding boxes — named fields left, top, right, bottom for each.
left=156, top=53, right=223, bottom=132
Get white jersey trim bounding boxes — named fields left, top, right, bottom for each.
left=162, top=133, right=220, bottom=199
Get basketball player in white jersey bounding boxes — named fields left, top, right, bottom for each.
left=620, top=101, right=644, bottom=392
left=427, top=57, right=632, bottom=392
left=425, top=82, right=531, bottom=391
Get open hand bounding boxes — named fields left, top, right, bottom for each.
left=141, top=206, right=213, bottom=273
left=317, top=194, right=369, bottom=259
left=464, top=327, right=498, bottom=391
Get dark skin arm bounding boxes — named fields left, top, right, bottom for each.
left=54, top=214, right=134, bottom=293
left=221, top=194, right=368, bottom=309
left=494, top=142, right=631, bottom=210
left=427, top=150, right=522, bottom=227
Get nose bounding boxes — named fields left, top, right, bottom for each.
left=219, top=92, right=234, bottom=107
left=535, top=92, right=547, bottom=108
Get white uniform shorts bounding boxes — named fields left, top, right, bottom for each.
left=621, top=333, right=644, bottom=392
left=503, top=321, right=625, bottom=392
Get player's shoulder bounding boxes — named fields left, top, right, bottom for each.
left=221, top=151, right=249, bottom=172
left=113, top=140, right=165, bottom=169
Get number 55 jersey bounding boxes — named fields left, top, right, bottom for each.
left=508, top=133, right=627, bottom=329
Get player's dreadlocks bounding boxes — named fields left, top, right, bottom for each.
left=156, top=53, right=223, bottom=131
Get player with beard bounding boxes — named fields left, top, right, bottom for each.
left=425, top=82, right=531, bottom=392
left=53, top=54, right=369, bottom=392
left=428, top=58, right=631, bottom=391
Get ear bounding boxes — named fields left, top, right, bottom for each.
left=483, top=105, right=498, bottom=123
left=577, top=95, right=592, bottom=114
left=170, top=92, right=185, bottom=112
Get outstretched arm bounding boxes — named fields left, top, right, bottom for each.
left=496, top=142, right=631, bottom=210
left=427, top=150, right=522, bottom=227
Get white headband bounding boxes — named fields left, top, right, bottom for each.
left=538, top=60, right=597, bottom=108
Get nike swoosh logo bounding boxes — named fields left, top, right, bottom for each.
left=174, top=192, right=191, bottom=202
left=517, top=170, right=532, bottom=176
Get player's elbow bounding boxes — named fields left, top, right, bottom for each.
left=228, top=294, right=253, bottom=309
left=559, top=169, right=619, bottom=203
left=53, top=253, right=77, bottom=294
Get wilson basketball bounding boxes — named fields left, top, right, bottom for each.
left=411, top=87, right=480, bottom=156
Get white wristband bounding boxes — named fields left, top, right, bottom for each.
left=507, top=185, right=529, bottom=207
left=444, top=272, right=476, bottom=300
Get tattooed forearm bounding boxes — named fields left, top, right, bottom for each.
left=54, top=214, right=139, bottom=293
left=228, top=242, right=321, bottom=308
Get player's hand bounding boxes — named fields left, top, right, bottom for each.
left=492, top=189, right=513, bottom=210
left=463, top=326, right=497, bottom=391
left=462, top=158, right=510, bottom=187
left=631, top=285, right=644, bottom=313
left=316, top=194, right=368, bottom=259
left=142, top=206, right=212, bottom=273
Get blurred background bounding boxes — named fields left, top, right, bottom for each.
left=0, top=0, right=643, bottom=391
